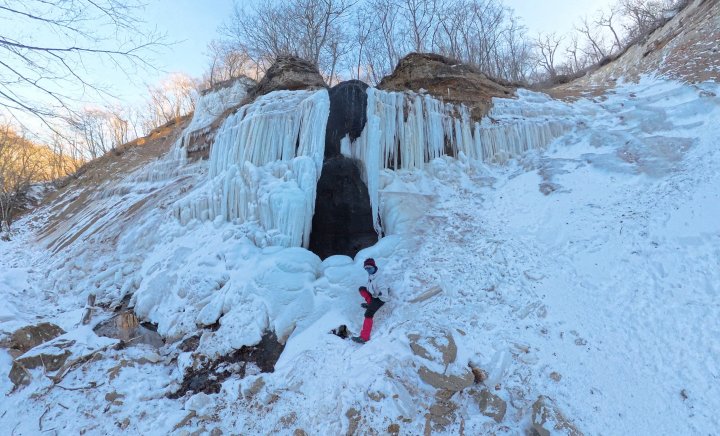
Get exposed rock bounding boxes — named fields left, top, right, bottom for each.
left=243, top=56, right=326, bottom=106
left=309, top=157, right=378, bottom=259
left=469, top=388, right=507, bottom=423
left=168, top=331, right=284, bottom=398
left=178, top=334, right=201, bottom=353
left=345, top=408, right=361, bottom=436
left=94, top=311, right=164, bottom=348
left=470, top=364, right=488, bottom=384
left=418, top=366, right=475, bottom=392
left=324, top=80, right=369, bottom=158
left=4, top=322, right=65, bottom=356
left=387, top=423, right=400, bottom=435
left=378, top=53, right=515, bottom=121
left=531, top=395, right=583, bottom=436
left=408, top=329, right=457, bottom=366
left=10, top=345, right=73, bottom=387
left=427, top=398, right=459, bottom=429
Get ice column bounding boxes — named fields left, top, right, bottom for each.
left=175, top=89, right=330, bottom=248
left=349, top=88, right=573, bottom=233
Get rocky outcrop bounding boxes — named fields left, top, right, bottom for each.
left=93, top=311, right=163, bottom=348
left=10, top=347, right=72, bottom=387
left=309, top=157, right=378, bottom=259
left=3, top=322, right=65, bottom=357
left=409, top=329, right=478, bottom=432
left=531, top=395, right=583, bottom=436
left=378, top=52, right=515, bottom=121
left=169, top=331, right=284, bottom=398
left=243, top=56, right=327, bottom=105
left=324, top=80, right=369, bottom=158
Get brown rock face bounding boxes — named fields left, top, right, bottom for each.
left=378, top=53, right=515, bottom=121
left=243, top=56, right=327, bottom=105
left=4, top=322, right=65, bottom=356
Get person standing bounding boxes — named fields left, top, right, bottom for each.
left=352, top=258, right=387, bottom=344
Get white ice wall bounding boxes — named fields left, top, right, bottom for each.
left=349, top=88, right=574, bottom=232
left=174, top=90, right=330, bottom=248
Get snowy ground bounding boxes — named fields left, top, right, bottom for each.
left=1, top=77, right=719, bottom=435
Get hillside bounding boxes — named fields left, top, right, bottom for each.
left=1, top=4, right=719, bottom=435
left=551, top=0, right=719, bottom=99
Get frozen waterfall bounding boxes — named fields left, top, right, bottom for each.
left=174, top=89, right=330, bottom=248
left=349, top=88, right=574, bottom=231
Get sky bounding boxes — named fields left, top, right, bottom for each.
left=139, top=0, right=616, bottom=93
left=2, top=0, right=617, bottom=124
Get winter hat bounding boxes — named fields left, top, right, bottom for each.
left=363, top=258, right=377, bottom=269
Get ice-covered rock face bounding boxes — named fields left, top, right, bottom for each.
left=175, top=89, right=330, bottom=248
left=377, top=52, right=515, bottom=121
left=173, top=77, right=256, bottom=160
left=324, top=80, right=369, bottom=158
left=348, top=88, right=575, bottom=233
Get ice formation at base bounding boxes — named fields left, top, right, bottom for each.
left=174, top=90, right=330, bottom=248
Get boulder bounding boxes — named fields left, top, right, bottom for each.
left=378, top=53, right=515, bottom=121
left=417, top=366, right=474, bottom=392
left=324, top=80, right=369, bottom=158
left=408, top=330, right=457, bottom=366
left=9, top=338, right=76, bottom=386
left=4, top=322, right=65, bottom=356
left=243, top=56, right=326, bottom=105
left=531, top=395, right=583, bottom=436
left=469, top=388, right=507, bottom=423
left=93, top=311, right=164, bottom=348
left=308, top=157, right=378, bottom=259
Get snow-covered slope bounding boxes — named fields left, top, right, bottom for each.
left=1, top=76, right=719, bottom=435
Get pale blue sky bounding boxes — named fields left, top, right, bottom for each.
left=5, top=0, right=618, bottom=110
left=140, top=0, right=615, bottom=95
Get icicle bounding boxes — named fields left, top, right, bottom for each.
left=348, top=88, right=573, bottom=236
left=175, top=89, right=330, bottom=248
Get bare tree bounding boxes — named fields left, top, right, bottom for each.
left=205, top=40, right=259, bottom=86
left=143, top=73, right=198, bottom=131
left=0, top=0, right=165, bottom=128
left=221, top=0, right=354, bottom=78
left=0, top=122, right=46, bottom=228
left=535, top=33, right=565, bottom=78
left=576, top=17, right=610, bottom=63
left=400, top=0, right=440, bottom=52
left=595, top=8, right=624, bottom=53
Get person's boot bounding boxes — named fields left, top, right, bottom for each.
left=351, top=336, right=366, bottom=344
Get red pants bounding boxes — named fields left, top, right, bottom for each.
left=359, top=288, right=384, bottom=341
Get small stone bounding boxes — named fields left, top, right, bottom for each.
left=531, top=395, right=583, bottom=436
left=550, top=372, right=562, bottom=382
left=387, top=423, right=400, bottom=435
left=471, top=389, right=507, bottom=423
left=470, top=366, right=488, bottom=384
